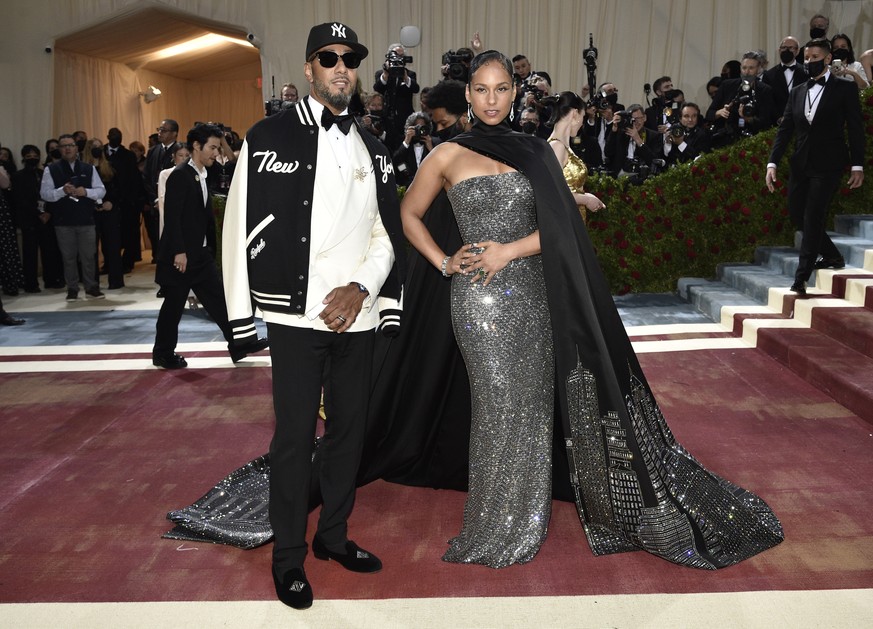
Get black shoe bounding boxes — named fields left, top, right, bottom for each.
left=312, top=537, right=382, bottom=573
left=813, top=256, right=846, bottom=270
left=66, top=290, right=79, bottom=302
left=230, top=337, right=270, bottom=363
left=1, top=313, right=25, bottom=326
left=108, top=283, right=124, bottom=290
left=152, top=354, right=188, bottom=369
left=86, top=288, right=105, bottom=299
left=272, top=566, right=313, bottom=610
left=790, top=281, right=807, bottom=295
left=156, top=289, right=164, bottom=298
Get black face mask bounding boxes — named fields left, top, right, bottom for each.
left=434, top=125, right=460, bottom=142
left=779, top=49, right=796, bottom=64
left=75, top=139, right=87, bottom=152
left=91, top=147, right=103, bottom=159
left=50, top=149, right=62, bottom=160
left=810, top=27, right=827, bottom=39
left=520, top=121, right=538, bottom=135
left=832, top=48, right=849, bottom=62
left=805, top=59, right=827, bottom=78
left=23, top=158, right=41, bottom=168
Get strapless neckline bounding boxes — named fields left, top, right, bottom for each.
left=448, top=171, right=523, bottom=192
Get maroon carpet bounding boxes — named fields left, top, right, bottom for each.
left=1, top=347, right=872, bottom=603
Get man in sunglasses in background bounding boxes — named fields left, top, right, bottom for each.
left=143, top=119, right=181, bottom=263
left=222, top=22, right=405, bottom=610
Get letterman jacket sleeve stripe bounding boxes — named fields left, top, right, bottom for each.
left=222, top=140, right=258, bottom=346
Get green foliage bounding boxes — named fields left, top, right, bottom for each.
left=583, top=86, right=873, bottom=293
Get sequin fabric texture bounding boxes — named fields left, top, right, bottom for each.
left=444, top=172, right=554, bottom=568
left=565, top=361, right=784, bottom=568
left=164, top=454, right=273, bottom=549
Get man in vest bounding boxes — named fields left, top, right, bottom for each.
left=39, top=133, right=105, bottom=301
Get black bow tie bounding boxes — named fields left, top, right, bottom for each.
left=782, top=64, right=795, bottom=71
left=321, top=108, right=354, bottom=135
left=807, top=77, right=826, bottom=87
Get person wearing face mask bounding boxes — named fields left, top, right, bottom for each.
left=424, top=79, right=470, bottom=143
left=763, top=36, right=809, bottom=120
left=11, top=146, right=63, bottom=292
left=830, top=34, right=869, bottom=89
left=83, top=138, right=124, bottom=290
left=766, top=38, right=865, bottom=295
left=72, top=131, right=88, bottom=159
left=39, top=134, right=106, bottom=301
left=519, top=106, right=541, bottom=135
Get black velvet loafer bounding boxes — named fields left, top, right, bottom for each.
left=789, top=281, right=807, bottom=295
left=312, top=537, right=382, bottom=573
left=272, top=565, right=312, bottom=610
left=813, top=256, right=846, bottom=269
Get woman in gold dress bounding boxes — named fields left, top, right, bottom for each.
left=542, top=91, right=605, bottom=223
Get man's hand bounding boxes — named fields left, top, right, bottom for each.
left=319, top=285, right=367, bottom=333
left=765, top=166, right=778, bottom=192
left=174, top=252, right=188, bottom=273
left=716, top=102, right=733, bottom=120
left=848, top=170, right=864, bottom=189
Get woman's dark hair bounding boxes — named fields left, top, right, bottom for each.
left=171, top=144, right=190, bottom=157
left=468, top=50, right=513, bottom=85
left=722, top=59, right=741, bottom=78
left=20, top=144, right=40, bottom=158
left=542, top=91, right=585, bottom=127
left=831, top=33, right=856, bottom=63
left=186, top=123, right=223, bottom=151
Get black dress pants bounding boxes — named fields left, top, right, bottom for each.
left=153, top=260, right=233, bottom=357
left=266, top=323, right=374, bottom=572
left=788, top=169, right=843, bottom=283
left=95, top=208, right=124, bottom=288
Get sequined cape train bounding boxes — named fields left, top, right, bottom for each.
left=166, top=121, right=783, bottom=569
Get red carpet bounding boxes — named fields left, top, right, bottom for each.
left=2, top=348, right=872, bottom=604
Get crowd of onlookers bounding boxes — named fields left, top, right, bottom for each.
left=1, top=14, right=870, bottom=314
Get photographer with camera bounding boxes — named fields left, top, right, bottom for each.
left=373, top=43, right=420, bottom=151
left=604, top=104, right=663, bottom=180
left=359, top=92, right=388, bottom=144
left=391, top=111, right=433, bottom=187
left=662, top=102, right=711, bottom=167
left=511, top=55, right=552, bottom=128
left=644, top=76, right=681, bottom=130
left=706, top=51, right=777, bottom=147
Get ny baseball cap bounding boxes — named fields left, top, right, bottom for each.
left=305, top=22, right=369, bottom=60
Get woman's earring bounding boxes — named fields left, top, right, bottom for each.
left=467, top=103, right=474, bottom=121
left=509, top=106, right=514, bottom=122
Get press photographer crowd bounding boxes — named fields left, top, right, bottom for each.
left=0, top=15, right=870, bottom=316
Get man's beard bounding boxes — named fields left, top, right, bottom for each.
left=313, top=78, right=352, bottom=111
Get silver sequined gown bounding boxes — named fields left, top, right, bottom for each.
left=443, top=172, right=554, bottom=568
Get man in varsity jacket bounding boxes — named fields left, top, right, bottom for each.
left=222, top=22, right=405, bottom=610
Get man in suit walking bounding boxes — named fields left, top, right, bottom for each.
left=152, top=123, right=267, bottom=368
left=766, top=38, right=865, bottom=294
left=144, top=119, right=181, bottom=261
left=762, top=36, right=809, bottom=121
left=222, top=22, right=405, bottom=610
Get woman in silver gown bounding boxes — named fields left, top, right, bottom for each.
left=166, top=51, right=782, bottom=572
left=399, top=51, right=783, bottom=569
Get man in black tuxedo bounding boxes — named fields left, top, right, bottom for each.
left=143, top=119, right=181, bottom=261
left=766, top=38, right=865, bottom=294
left=762, top=37, right=809, bottom=121
left=392, top=111, right=433, bottom=187
left=604, top=104, right=662, bottom=178
left=662, top=102, right=711, bottom=167
left=373, top=43, right=419, bottom=151
left=105, top=127, right=143, bottom=273
left=706, top=51, right=778, bottom=146
left=152, top=123, right=267, bottom=368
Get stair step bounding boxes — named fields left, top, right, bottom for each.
left=717, top=263, right=793, bottom=303
left=834, top=214, right=873, bottom=239
left=811, top=307, right=873, bottom=361
left=678, top=278, right=760, bottom=324
left=757, top=327, right=873, bottom=425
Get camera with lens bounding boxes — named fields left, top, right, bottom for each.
left=264, top=99, right=294, bottom=117
left=733, top=78, right=757, bottom=118
left=662, top=90, right=681, bottom=125
left=521, top=73, right=546, bottom=101
left=617, top=109, right=635, bottom=130
left=365, top=114, right=384, bottom=135
left=591, top=90, right=618, bottom=112
left=411, top=121, right=432, bottom=143
left=385, top=49, right=413, bottom=79
left=670, top=124, right=687, bottom=139
left=442, top=49, right=472, bottom=82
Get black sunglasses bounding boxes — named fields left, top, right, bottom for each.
left=310, top=51, right=362, bottom=69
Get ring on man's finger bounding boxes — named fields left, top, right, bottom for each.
left=336, top=315, right=347, bottom=323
